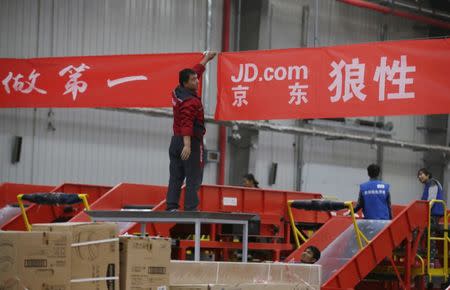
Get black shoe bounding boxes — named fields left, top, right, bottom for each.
left=166, top=208, right=178, bottom=212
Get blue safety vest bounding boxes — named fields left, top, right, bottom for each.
left=359, top=180, right=391, bottom=220
left=422, top=178, right=445, bottom=217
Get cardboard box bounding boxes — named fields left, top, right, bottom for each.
left=170, top=261, right=321, bottom=290
left=269, top=263, right=321, bottom=287
left=170, top=285, right=222, bottom=290
left=32, top=222, right=119, bottom=290
left=170, top=285, right=234, bottom=290
left=0, top=230, right=71, bottom=290
left=170, top=283, right=310, bottom=290
left=120, top=235, right=171, bottom=290
left=224, top=283, right=311, bottom=289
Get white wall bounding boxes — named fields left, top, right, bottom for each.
left=383, top=115, right=427, bottom=204
left=301, top=138, right=377, bottom=200
left=0, top=108, right=219, bottom=186
left=0, top=0, right=222, bottom=186
left=253, top=130, right=297, bottom=190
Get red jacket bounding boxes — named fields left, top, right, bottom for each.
left=172, top=64, right=206, bottom=139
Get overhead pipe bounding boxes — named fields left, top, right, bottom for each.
left=102, top=108, right=450, bottom=155
left=337, top=0, right=450, bottom=31
left=218, top=0, right=231, bottom=185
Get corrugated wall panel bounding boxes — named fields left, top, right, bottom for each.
left=0, top=0, right=39, bottom=57
left=254, top=131, right=297, bottom=189
left=0, top=108, right=218, bottom=186
left=301, top=137, right=377, bottom=201
left=0, top=0, right=220, bottom=186
left=383, top=115, right=427, bottom=204
left=0, top=109, right=35, bottom=183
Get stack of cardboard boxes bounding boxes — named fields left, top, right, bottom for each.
left=0, top=222, right=320, bottom=290
left=0, top=222, right=171, bottom=290
left=169, top=261, right=321, bottom=290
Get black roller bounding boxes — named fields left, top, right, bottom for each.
left=290, top=199, right=347, bottom=211
left=21, top=193, right=83, bottom=205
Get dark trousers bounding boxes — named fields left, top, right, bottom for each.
left=429, top=215, right=440, bottom=260
left=418, top=215, right=441, bottom=260
left=166, top=136, right=203, bottom=211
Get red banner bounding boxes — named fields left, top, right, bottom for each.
left=215, top=39, right=450, bottom=120
left=0, top=53, right=203, bottom=107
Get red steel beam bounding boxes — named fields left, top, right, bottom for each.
left=218, top=0, right=231, bottom=185
left=322, top=200, right=429, bottom=289
left=337, top=0, right=450, bottom=30
left=284, top=217, right=353, bottom=262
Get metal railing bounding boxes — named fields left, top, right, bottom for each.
left=426, top=199, right=449, bottom=280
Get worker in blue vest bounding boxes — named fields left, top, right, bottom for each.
left=353, top=164, right=392, bottom=220
left=418, top=167, right=445, bottom=265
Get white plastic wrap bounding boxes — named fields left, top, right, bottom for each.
left=0, top=205, right=21, bottom=227
left=317, top=219, right=390, bottom=283
left=170, top=261, right=321, bottom=290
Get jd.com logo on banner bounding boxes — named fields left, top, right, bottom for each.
left=216, top=38, right=450, bottom=121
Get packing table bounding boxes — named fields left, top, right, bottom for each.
left=86, top=210, right=256, bottom=262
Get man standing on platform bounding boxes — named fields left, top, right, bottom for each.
left=166, top=52, right=216, bottom=212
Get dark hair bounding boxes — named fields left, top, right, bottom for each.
left=306, top=246, right=321, bottom=261
left=179, top=68, right=197, bottom=86
left=418, top=168, right=432, bottom=178
left=243, top=173, right=259, bottom=188
left=367, top=164, right=380, bottom=179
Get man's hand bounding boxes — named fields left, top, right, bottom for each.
left=181, top=145, right=191, bottom=160
left=181, top=135, right=191, bottom=160
left=205, top=51, right=217, bottom=61
left=200, top=51, right=217, bottom=66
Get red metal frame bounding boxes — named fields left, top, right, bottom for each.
left=285, top=201, right=433, bottom=289
left=197, top=185, right=330, bottom=240
left=70, top=182, right=170, bottom=235
left=322, top=200, right=430, bottom=290
left=0, top=182, right=54, bottom=208
left=285, top=205, right=407, bottom=262
left=70, top=183, right=331, bottom=260
left=285, top=216, right=354, bottom=262
left=388, top=255, right=407, bottom=289
left=2, top=182, right=441, bottom=289
left=1, top=183, right=111, bottom=231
